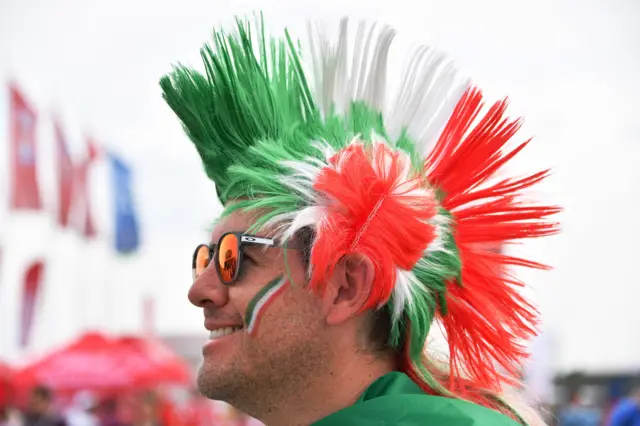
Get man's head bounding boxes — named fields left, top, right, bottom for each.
left=188, top=207, right=389, bottom=411
left=28, top=385, right=53, bottom=414
left=165, top=13, right=559, bottom=421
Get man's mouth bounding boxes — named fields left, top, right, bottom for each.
left=208, top=326, right=243, bottom=340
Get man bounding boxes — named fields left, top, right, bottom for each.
left=607, top=386, right=640, bottom=426
left=22, top=386, right=66, bottom=426
left=161, top=14, right=560, bottom=426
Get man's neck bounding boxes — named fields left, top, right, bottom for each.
left=257, top=355, right=395, bottom=426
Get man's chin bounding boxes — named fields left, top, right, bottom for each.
left=196, top=362, right=240, bottom=401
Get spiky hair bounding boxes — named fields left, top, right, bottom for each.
left=160, top=14, right=560, bottom=422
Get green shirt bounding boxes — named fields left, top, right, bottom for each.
left=311, top=372, right=520, bottom=425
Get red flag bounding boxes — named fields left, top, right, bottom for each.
left=20, top=260, right=45, bottom=348
left=75, top=139, right=99, bottom=238
left=55, top=121, right=74, bottom=227
left=87, top=139, right=100, bottom=162
left=9, top=85, right=41, bottom=210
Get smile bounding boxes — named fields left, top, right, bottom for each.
left=209, top=326, right=243, bottom=340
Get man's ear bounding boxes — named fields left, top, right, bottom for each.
left=321, top=253, right=375, bottom=326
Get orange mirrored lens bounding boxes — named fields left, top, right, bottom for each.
left=217, top=234, right=239, bottom=283
left=194, top=245, right=211, bottom=280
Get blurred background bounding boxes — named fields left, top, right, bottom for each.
left=0, top=0, right=638, bottom=425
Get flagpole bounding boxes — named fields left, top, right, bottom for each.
left=102, top=148, right=118, bottom=336
left=52, top=117, right=84, bottom=347
left=78, top=138, right=101, bottom=335
left=103, top=225, right=114, bottom=335
left=103, top=151, right=115, bottom=335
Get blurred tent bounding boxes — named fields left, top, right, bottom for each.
left=115, top=336, right=192, bottom=388
left=14, top=332, right=192, bottom=397
left=15, top=332, right=136, bottom=394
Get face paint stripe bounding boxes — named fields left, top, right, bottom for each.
left=247, top=278, right=288, bottom=335
left=249, top=281, right=289, bottom=337
left=245, top=276, right=283, bottom=324
left=246, top=277, right=289, bottom=335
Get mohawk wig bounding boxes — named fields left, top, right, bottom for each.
left=161, top=14, right=560, bottom=423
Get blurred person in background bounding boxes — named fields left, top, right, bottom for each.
left=132, top=392, right=160, bottom=426
left=96, top=399, right=122, bottom=426
left=0, top=398, right=22, bottom=426
left=0, top=406, right=22, bottom=426
left=0, top=380, right=21, bottom=426
left=178, top=391, right=198, bottom=426
left=558, top=387, right=602, bottom=426
left=164, top=13, right=560, bottom=426
left=157, top=393, right=180, bottom=426
left=22, top=386, right=66, bottom=426
left=181, top=388, right=222, bottom=426
left=607, top=385, right=640, bottom=426
left=65, top=392, right=99, bottom=426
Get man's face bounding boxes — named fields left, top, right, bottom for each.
left=188, top=208, right=330, bottom=406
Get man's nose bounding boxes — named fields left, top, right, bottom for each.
left=188, top=263, right=229, bottom=308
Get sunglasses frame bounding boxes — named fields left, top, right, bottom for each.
left=192, top=232, right=295, bottom=285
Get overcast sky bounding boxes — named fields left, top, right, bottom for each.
left=1, top=0, right=639, bottom=372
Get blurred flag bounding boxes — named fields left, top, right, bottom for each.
left=109, top=152, right=140, bottom=253
left=20, top=260, right=45, bottom=348
left=8, top=84, right=41, bottom=210
left=75, top=138, right=99, bottom=238
left=54, top=120, right=74, bottom=227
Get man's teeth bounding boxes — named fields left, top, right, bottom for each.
left=209, top=327, right=242, bottom=340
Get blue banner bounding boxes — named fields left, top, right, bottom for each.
left=109, top=152, right=140, bottom=254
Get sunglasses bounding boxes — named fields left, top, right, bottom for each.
left=192, top=232, right=299, bottom=285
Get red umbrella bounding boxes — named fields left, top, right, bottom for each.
left=15, top=332, right=138, bottom=393
left=115, top=336, right=192, bottom=387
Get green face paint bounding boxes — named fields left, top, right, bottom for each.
left=245, top=276, right=289, bottom=336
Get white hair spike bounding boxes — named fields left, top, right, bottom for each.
left=306, top=18, right=470, bottom=160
